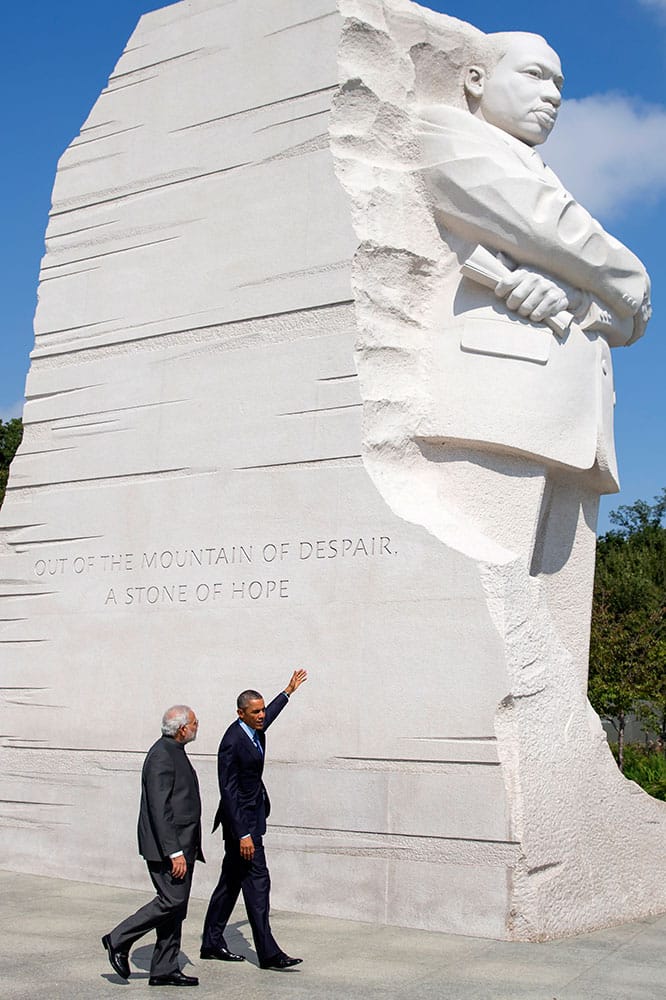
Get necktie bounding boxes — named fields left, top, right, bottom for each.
left=253, top=731, right=263, bottom=755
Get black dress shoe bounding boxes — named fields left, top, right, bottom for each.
left=200, top=946, right=245, bottom=962
left=148, top=970, right=199, bottom=987
left=101, top=934, right=130, bottom=980
left=259, top=954, right=303, bottom=970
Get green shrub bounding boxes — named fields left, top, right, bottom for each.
left=610, top=743, right=666, bottom=801
left=0, top=418, right=23, bottom=508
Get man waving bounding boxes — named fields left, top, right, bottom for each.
left=201, top=669, right=307, bottom=970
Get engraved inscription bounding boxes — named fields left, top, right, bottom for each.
left=32, top=534, right=397, bottom=608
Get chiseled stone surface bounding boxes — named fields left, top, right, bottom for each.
left=332, top=0, right=664, bottom=939
left=0, top=0, right=663, bottom=942
left=0, top=0, right=511, bottom=941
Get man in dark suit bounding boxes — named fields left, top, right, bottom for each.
left=102, top=705, right=204, bottom=988
left=200, top=669, right=307, bottom=970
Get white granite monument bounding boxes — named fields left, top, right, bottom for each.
left=1, top=0, right=664, bottom=940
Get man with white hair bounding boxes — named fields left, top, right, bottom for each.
left=102, top=705, right=203, bottom=988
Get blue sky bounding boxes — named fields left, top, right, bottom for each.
left=1, top=0, right=664, bottom=532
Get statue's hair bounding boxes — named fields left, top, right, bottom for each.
left=161, top=704, right=193, bottom=736
left=237, top=689, right=263, bottom=709
left=480, top=31, right=552, bottom=75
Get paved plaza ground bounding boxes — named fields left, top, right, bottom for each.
left=0, top=869, right=664, bottom=999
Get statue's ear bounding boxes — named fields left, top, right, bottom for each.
left=464, top=65, right=485, bottom=101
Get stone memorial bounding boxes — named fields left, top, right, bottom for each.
left=1, top=0, right=664, bottom=940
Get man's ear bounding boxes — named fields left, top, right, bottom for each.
left=464, top=65, right=485, bottom=102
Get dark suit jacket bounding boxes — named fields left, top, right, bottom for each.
left=137, top=735, right=204, bottom=863
left=212, top=692, right=288, bottom=840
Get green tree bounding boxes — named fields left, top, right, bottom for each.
left=0, top=418, right=23, bottom=509
left=589, top=489, right=666, bottom=772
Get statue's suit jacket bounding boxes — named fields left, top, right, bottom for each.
left=212, top=693, right=288, bottom=840
left=137, top=734, right=204, bottom=863
left=416, top=105, right=651, bottom=491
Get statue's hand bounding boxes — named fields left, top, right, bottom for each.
left=494, top=261, right=569, bottom=324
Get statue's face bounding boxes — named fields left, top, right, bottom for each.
left=478, top=36, right=563, bottom=146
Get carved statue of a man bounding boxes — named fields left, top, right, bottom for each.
left=408, top=31, right=650, bottom=677
left=334, top=21, right=652, bottom=681
left=419, top=32, right=650, bottom=349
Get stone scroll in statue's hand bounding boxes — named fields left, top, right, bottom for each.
left=461, top=246, right=640, bottom=345
left=461, top=246, right=573, bottom=337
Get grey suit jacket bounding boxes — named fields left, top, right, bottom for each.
left=137, top=735, right=204, bottom=863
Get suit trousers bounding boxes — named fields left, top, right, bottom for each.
left=109, top=857, right=194, bottom=976
left=202, top=838, right=280, bottom=963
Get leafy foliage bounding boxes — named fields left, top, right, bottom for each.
left=609, top=743, right=666, bottom=801
left=0, top=418, right=23, bottom=509
left=589, top=490, right=666, bottom=776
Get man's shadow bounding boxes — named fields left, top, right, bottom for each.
left=101, top=919, right=254, bottom=984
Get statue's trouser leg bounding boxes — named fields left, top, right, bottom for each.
left=428, top=444, right=548, bottom=561
left=530, top=471, right=600, bottom=692
left=428, top=447, right=598, bottom=688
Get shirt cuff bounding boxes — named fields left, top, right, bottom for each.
left=283, top=690, right=290, bottom=698
left=169, top=851, right=184, bottom=858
